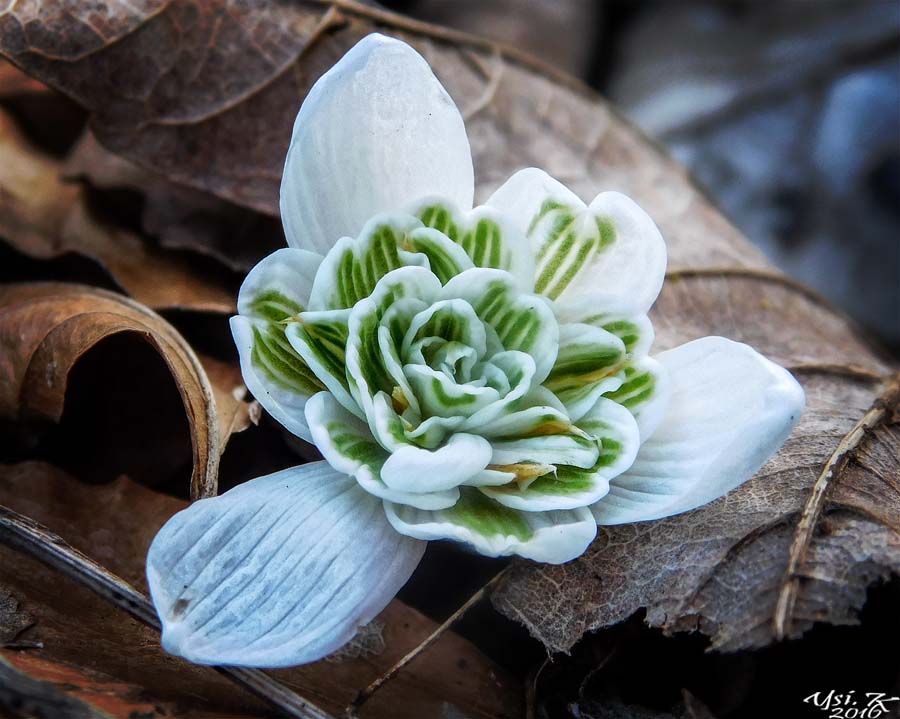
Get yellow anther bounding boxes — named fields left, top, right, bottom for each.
left=488, top=462, right=555, bottom=491
left=391, top=385, right=410, bottom=414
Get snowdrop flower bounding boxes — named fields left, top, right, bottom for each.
left=146, top=34, right=804, bottom=668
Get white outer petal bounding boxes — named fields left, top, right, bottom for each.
left=592, top=336, right=805, bottom=525
left=280, top=33, right=474, bottom=255
left=147, top=462, right=425, bottom=667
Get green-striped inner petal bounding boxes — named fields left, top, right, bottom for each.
left=545, top=344, right=624, bottom=393
left=403, top=229, right=471, bottom=284
left=417, top=204, right=508, bottom=272
left=334, top=223, right=405, bottom=309
left=471, top=280, right=546, bottom=357
left=250, top=324, right=324, bottom=395
left=601, top=319, right=642, bottom=354
left=247, top=289, right=302, bottom=323
left=444, top=487, right=533, bottom=541
left=574, top=313, right=650, bottom=356
left=505, top=464, right=597, bottom=497
left=326, top=420, right=387, bottom=473
left=606, top=363, right=656, bottom=409
left=532, top=200, right=617, bottom=300
left=354, top=306, right=396, bottom=398
left=418, top=204, right=461, bottom=241
left=291, top=313, right=350, bottom=392
left=460, top=219, right=504, bottom=269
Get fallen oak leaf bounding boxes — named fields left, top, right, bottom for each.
left=0, top=283, right=250, bottom=498
left=0, top=107, right=236, bottom=313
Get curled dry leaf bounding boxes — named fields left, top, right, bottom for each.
left=0, top=108, right=235, bottom=313
left=1, top=0, right=897, bottom=653
left=0, top=283, right=251, bottom=498
left=0, top=461, right=523, bottom=719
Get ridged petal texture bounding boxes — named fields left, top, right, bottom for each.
left=592, top=337, right=805, bottom=524
left=147, top=462, right=425, bottom=667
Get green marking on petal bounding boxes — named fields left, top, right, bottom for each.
left=444, top=487, right=533, bottom=541
left=247, top=289, right=303, bottom=323
left=289, top=311, right=351, bottom=395
left=417, top=204, right=516, bottom=274
left=606, top=364, right=655, bottom=409
left=517, top=465, right=597, bottom=496
left=596, top=217, right=616, bottom=251
left=601, top=319, right=642, bottom=354
left=418, top=204, right=460, bottom=241
left=596, top=437, right=624, bottom=468
left=431, top=377, right=479, bottom=407
left=471, top=280, right=545, bottom=356
left=530, top=200, right=619, bottom=301
left=529, top=199, right=571, bottom=239
left=355, top=308, right=396, bottom=396
left=564, top=312, right=653, bottom=359
left=543, top=324, right=625, bottom=420
left=545, top=345, right=624, bottom=392
left=337, top=223, right=404, bottom=308
left=250, top=324, right=324, bottom=395
left=403, top=229, right=471, bottom=284
left=326, top=421, right=387, bottom=472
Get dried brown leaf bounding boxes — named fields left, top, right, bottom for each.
left=0, top=0, right=778, bottom=270
left=0, top=587, right=33, bottom=645
left=0, top=108, right=235, bottom=313
left=0, top=57, right=48, bottom=96
left=1, top=0, right=897, bottom=656
left=0, top=461, right=524, bottom=719
left=63, top=130, right=284, bottom=273
left=0, top=283, right=251, bottom=498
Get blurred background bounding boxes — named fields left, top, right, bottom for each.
left=386, top=0, right=900, bottom=351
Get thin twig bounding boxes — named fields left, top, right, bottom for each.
left=665, top=266, right=836, bottom=310
left=772, top=372, right=900, bottom=639
left=786, top=362, right=887, bottom=383
left=0, top=504, right=335, bottom=719
left=346, top=565, right=512, bottom=716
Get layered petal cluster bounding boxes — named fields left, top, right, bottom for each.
left=147, top=34, right=805, bottom=668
